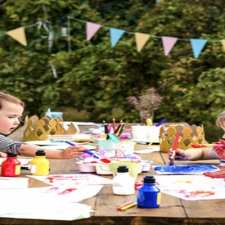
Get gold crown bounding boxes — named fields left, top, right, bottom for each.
left=23, top=115, right=79, bottom=141
left=159, top=123, right=207, bottom=152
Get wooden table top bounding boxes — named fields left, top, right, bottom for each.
left=1, top=149, right=225, bottom=225
left=2, top=127, right=225, bottom=225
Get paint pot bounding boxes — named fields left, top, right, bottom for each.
left=137, top=176, right=160, bottom=208
left=131, top=125, right=160, bottom=143
left=30, top=150, right=50, bottom=176
left=141, top=160, right=152, bottom=172
left=112, top=166, right=135, bottom=195
left=1, top=153, right=21, bottom=177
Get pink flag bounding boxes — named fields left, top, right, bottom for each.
left=161, top=36, right=178, bottom=56
left=86, top=22, right=102, bottom=41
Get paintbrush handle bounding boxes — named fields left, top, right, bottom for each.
left=168, top=132, right=180, bottom=166
left=171, top=133, right=180, bottom=150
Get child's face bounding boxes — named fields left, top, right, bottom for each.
left=0, top=100, right=24, bottom=135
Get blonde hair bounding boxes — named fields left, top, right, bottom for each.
left=0, top=91, right=24, bottom=109
left=216, top=111, right=225, bottom=128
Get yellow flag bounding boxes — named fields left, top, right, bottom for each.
left=221, top=40, right=225, bottom=52
left=135, top=32, right=150, bottom=52
left=6, top=27, right=27, bottom=46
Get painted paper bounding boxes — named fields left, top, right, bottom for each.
left=154, top=164, right=218, bottom=175
left=156, top=175, right=225, bottom=200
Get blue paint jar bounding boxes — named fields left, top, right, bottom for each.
left=137, top=176, right=160, bottom=208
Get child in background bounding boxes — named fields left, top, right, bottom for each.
left=0, top=91, right=84, bottom=159
left=175, top=111, right=225, bottom=161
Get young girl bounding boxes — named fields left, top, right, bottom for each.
left=175, top=111, right=225, bottom=161
left=0, top=91, right=84, bottom=159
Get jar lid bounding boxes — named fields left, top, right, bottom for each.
left=144, top=176, right=155, bottom=183
left=35, top=150, right=46, bottom=156
left=117, top=166, right=129, bottom=173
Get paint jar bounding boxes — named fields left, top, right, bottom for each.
left=97, top=140, right=117, bottom=157
left=131, top=125, right=160, bottom=144
left=1, top=153, right=21, bottom=177
left=112, top=166, right=135, bottom=195
left=141, top=160, right=152, bottom=172
left=116, top=140, right=135, bottom=156
left=137, top=176, right=160, bottom=208
left=30, top=150, right=50, bottom=176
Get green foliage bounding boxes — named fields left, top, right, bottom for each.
left=0, top=0, right=225, bottom=141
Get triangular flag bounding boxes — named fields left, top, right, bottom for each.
left=190, top=38, right=207, bottom=58
left=110, top=28, right=125, bottom=47
left=221, top=40, right=225, bottom=52
left=161, top=36, right=178, bottom=56
left=86, top=22, right=102, bottom=41
left=6, top=27, right=27, bottom=46
left=135, top=33, right=150, bottom=52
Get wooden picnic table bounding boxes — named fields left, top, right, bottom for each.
left=1, top=127, right=225, bottom=225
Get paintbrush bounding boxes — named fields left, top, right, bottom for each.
left=102, top=120, right=110, bottom=139
left=112, top=118, right=116, bottom=133
left=168, top=132, right=180, bottom=166
left=114, top=120, right=124, bottom=136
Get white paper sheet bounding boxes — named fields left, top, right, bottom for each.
left=27, top=174, right=112, bottom=203
left=0, top=188, right=92, bottom=220
left=156, top=175, right=225, bottom=200
left=36, top=185, right=103, bottom=203
left=0, top=177, right=28, bottom=189
left=29, top=173, right=112, bottom=186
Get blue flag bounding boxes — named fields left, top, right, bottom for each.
left=190, top=39, right=207, bottom=58
left=110, top=28, right=125, bottom=47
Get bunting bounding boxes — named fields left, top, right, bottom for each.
left=190, top=39, right=207, bottom=59
left=135, top=33, right=150, bottom=52
left=86, top=22, right=101, bottom=41
left=6, top=27, right=27, bottom=46
left=1, top=17, right=225, bottom=59
left=110, top=28, right=125, bottom=47
left=161, top=36, right=178, bottom=56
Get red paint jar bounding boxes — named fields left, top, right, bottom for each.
left=1, top=153, right=21, bottom=177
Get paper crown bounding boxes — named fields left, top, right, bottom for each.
left=23, top=115, right=79, bottom=141
left=159, top=123, right=207, bottom=152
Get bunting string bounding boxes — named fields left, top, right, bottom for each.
left=1, top=15, right=225, bottom=58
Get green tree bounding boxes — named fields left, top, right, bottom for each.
left=0, top=0, right=225, bottom=141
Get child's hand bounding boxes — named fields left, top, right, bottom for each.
left=0, top=152, right=7, bottom=157
left=175, top=148, right=203, bottom=161
left=168, top=148, right=176, bottom=165
left=61, top=146, right=86, bottom=159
